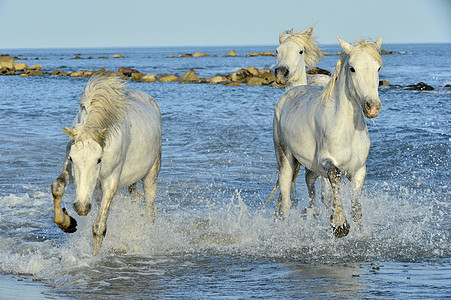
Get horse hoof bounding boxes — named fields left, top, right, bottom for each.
left=61, top=216, right=78, bottom=233
left=330, top=218, right=350, bottom=238
left=59, top=208, right=77, bottom=233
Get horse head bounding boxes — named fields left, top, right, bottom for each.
left=275, top=27, right=322, bottom=87
left=63, top=126, right=107, bottom=216
left=338, top=36, right=383, bottom=119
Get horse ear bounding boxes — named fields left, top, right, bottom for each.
left=279, top=31, right=288, bottom=44
left=63, top=127, right=76, bottom=138
left=337, top=36, right=352, bottom=54
left=98, top=128, right=109, bottom=140
left=375, top=38, right=383, bottom=51
left=306, top=27, right=313, bottom=38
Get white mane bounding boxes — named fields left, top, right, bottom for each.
left=77, top=73, right=129, bottom=145
left=279, top=26, right=324, bottom=70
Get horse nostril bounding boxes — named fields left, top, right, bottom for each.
left=275, top=67, right=289, bottom=78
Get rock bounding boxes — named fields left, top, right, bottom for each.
left=246, top=66, right=264, bottom=77
left=141, top=74, right=157, bottom=82
left=307, top=67, right=331, bottom=76
left=131, top=73, right=146, bottom=81
left=167, top=55, right=176, bottom=58
left=381, top=50, right=400, bottom=55
left=179, top=53, right=193, bottom=58
left=28, top=64, right=42, bottom=71
left=323, top=52, right=333, bottom=56
left=113, top=54, right=125, bottom=58
left=158, top=74, right=178, bottom=82
left=406, top=82, right=434, bottom=91
left=247, top=77, right=268, bottom=86
left=246, top=51, right=276, bottom=57
left=209, top=75, right=229, bottom=84
left=226, top=82, right=241, bottom=86
left=118, top=67, right=139, bottom=77
left=231, top=69, right=250, bottom=82
left=98, top=56, right=109, bottom=59
left=224, top=50, right=237, bottom=57
left=13, top=62, right=28, bottom=71
left=444, top=84, right=451, bottom=88
left=379, top=80, right=391, bottom=86
left=69, top=71, right=84, bottom=77
left=23, top=69, right=44, bottom=76
left=0, top=56, right=14, bottom=69
left=193, top=52, right=209, bottom=57
left=74, top=55, right=83, bottom=59
left=261, top=72, right=275, bottom=82
left=177, top=69, right=200, bottom=83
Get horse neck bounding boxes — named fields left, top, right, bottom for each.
left=328, top=67, right=365, bottom=125
left=287, top=67, right=307, bottom=89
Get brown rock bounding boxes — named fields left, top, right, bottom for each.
left=226, top=82, right=241, bottom=86
left=167, top=55, right=176, bottom=58
left=28, top=64, right=42, bottom=71
left=246, top=66, right=263, bottom=77
left=193, top=52, right=209, bottom=57
left=0, top=56, right=14, bottom=69
left=177, top=68, right=200, bottom=83
left=119, top=67, right=139, bottom=77
left=224, top=50, right=238, bottom=57
left=209, top=75, right=229, bottom=84
left=113, top=54, right=125, bottom=58
left=13, top=62, right=28, bottom=71
left=307, top=67, right=331, bottom=76
left=261, top=72, right=275, bottom=82
left=179, top=53, right=193, bottom=58
left=74, top=55, right=83, bottom=59
left=159, top=74, right=178, bottom=82
left=141, top=74, right=157, bottom=82
left=231, top=69, right=250, bottom=82
left=379, top=80, right=391, bottom=86
left=246, top=77, right=268, bottom=86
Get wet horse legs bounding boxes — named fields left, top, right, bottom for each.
left=326, top=162, right=350, bottom=237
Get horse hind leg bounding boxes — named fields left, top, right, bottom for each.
left=276, top=150, right=298, bottom=220
left=326, top=161, right=350, bottom=237
left=304, top=169, right=319, bottom=217
left=128, top=182, right=141, bottom=200
left=142, top=152, right=161, bottom=220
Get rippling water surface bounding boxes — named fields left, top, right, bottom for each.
left=0, top=44, right=450, bottom=299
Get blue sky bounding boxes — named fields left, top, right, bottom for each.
left=0, top=0, right=449, bottom=48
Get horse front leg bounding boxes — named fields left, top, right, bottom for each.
left=92, top=179, right=118, bottom=256
left=51, top=161, right=77, bottom=233
left=326, top=161, right=350, bottom=237
left=350, top=166, right=366, bottom=233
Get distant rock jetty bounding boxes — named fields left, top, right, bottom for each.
left=0, top=52, right=439, bottom=89
left=167, top=49, right=276, bottom=58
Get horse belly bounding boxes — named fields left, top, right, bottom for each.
left=119, top=105, right=161, bottom=187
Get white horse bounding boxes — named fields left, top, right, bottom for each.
left=275, top=27, right=330, bottom=90
left=273, top=37, right=383, bottom=236
left=51, top=73, right=162, bottom=255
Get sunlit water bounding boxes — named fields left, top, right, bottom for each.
left=0, top=44, right=450, bottom=298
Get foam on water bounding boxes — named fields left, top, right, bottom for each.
left=0, top=178, right=448, bottom=284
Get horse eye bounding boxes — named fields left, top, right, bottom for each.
left=350, top=67, right=356, bottom=73
left=97, top=158, right=102, bottom=164
left=299, top=50, right=304, bottom=55
left=378, top=67, right=381, bottom=72
left=68, top=156, right=73, bottom=162
left=275, top=49, right=278, bottom=54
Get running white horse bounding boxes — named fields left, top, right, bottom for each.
left=51, top=73, right=162, bottom=255
left=273, top=37, right=383, bottom=236
left=275, top=26, right=330, bottom=90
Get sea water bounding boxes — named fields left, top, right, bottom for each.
left=0, top=44, right=450, bottom=298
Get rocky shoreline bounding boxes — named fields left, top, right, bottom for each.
left=0, top=53, right=444, bottom=90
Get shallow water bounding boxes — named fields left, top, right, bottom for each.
left=0, top=44, right=450, bottom=298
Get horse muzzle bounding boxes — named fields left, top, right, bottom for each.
left=363, top=99, right=381, bottom=119
left=73, top=200, right=92, bottom=216
left=275, top=66, right=289, bottom=85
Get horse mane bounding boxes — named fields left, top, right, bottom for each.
left=319, top=39, right=383, bottom=104
left=279, top=26, right=323, bottom=70
left=77, top=72, right=129, bottom=145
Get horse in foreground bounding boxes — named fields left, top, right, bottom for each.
left=273, top=37, right=383, bottom=236
left=275, top=26, right=330, bottom=90
left=51, top=73, right=162, bottom=255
